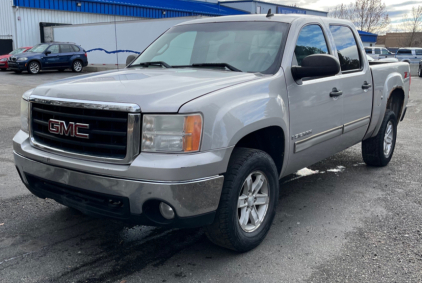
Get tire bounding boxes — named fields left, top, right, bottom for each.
left=418, top=66, right=422, bottom=77
left=362, top=110, right=397, bottom=167
left=205, top=148, right=279, bottom=252
left=72, top=60, right=83, bottom=72
left=14, top=70, right=22, bottom=74
left=0, top=68, right=7, bottom=71
left=28, top=61, right=40, bottom=74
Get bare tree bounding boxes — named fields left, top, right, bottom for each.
left=399, top=5, right=422, bottom=47
left=329, top=0, right=390, bottom=34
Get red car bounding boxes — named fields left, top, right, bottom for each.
left=0, top=47, right=32, bottom=71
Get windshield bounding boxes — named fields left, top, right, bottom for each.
left=28, top=44, right=49, bottom=53
left=132, top=22, right=289, bottom=74
left=9, top=48, right=27, bottom=55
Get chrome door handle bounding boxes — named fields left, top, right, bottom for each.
left=330, top=87, right=343, bottom=97
left=362, top=81, right=372, bottom=89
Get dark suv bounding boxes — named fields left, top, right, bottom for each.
left=8, top=42, right=88, bottom=74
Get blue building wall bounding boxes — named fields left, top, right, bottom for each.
left=13, top=0, right=249, bottom=18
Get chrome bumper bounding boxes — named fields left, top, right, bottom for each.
left=14, top=152, right=224, bottom=218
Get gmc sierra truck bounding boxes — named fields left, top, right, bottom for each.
left=14, top=14, right=410, bottom=252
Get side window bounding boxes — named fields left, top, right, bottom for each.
left=72, top=45, right=80, bottom=52
left=47, top=45, right=59, bottom=54
left=294, top=25, right=328, bottom=66
left=60, top=45, right=73, bottom=53
left=415, top=49, right=422, bottom=55
left=397, top=49, right=411, bottom=55
left=375, top=48, right=381, bottom=55
left=365, top=48, right=372, bottom=54
left=329, top=25, right=361, bottom=72
left=381, top=49, right=389, bottom=55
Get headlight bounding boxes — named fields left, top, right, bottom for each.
left=142, top=114, right=202, bottom=153
left=17, top=57, right=28, bottom=62
left=20, top=99, right=29, bottom=133
left=0, top=58, right=6, bottom=62
left=20, top=89, right=33, bottom=133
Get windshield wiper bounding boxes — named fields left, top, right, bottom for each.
left=129, top=61, right=172, bottom=68
left=174, top=63, right=242, bottom=72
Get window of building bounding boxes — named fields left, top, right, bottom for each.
left=329, top=25, right=361, bottom=72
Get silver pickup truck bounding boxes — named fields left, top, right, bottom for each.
left=14, top=14, right=410, bottom=252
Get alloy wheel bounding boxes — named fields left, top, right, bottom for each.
left=29, top=62, right=39, bottom=74
left=237, top=171, right=270, bottom=233
left=384, top=121, right=394, bottom=157
left=74, top=61, right=82, bottom=72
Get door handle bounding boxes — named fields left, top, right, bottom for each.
left=362, top=81, right=372, bottom=89
left=330, top=87, right=343, bottom=97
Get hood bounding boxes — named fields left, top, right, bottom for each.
left=13, top=52, right=41, bottom=58
left=30, top=68, right=263, bottom=112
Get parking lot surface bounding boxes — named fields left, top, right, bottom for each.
left=1, top=70, right=422, bottom=283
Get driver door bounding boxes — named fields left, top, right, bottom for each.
left=286, top=23, right=344, bottom=172
left=43, top=44, right=60, bottom=68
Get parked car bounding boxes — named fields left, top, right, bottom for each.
left=395, top=47, right=422, bottom=64
left=419, top=60, right=422, bottom=77
left=366, top=54, right=399, bottom=63
left=8, top=42, right=88, bottom=74
left=14, top=14, right=410, bottom=252
left=365, top=47, right=395, bottom=59
left=0, top=47, right=32, bottom=71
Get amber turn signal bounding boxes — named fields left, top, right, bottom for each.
left=183, top=115, right=202, bottom=152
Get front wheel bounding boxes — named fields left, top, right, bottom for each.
left=28, top=61, right=40, bottom=74
left=362, top=110, right=397, bottom=167
left=205, top=148, right=279, bottom=252
left=72, top=60, right=83, bottom=72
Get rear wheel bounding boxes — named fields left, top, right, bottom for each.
left=205, top=148, right=279, bottom=252
left=418, top=66, right=422, bottom=77
left=28, top=61, right=40, bottom=74
left=362, top=110, right=397, bottom=167
left=72, top=60, right=83, bottom=72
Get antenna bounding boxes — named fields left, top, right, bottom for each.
left=266, top=9, right=274, bottom=17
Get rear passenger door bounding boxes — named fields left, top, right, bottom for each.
left=328, top=25, right=372, bottom=147
left=58, top=44, right=74, bottom=68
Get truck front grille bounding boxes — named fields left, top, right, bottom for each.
left=31, top=103, right=129, bottom=159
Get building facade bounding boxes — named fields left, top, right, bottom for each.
left=0, top=0, right=247, bottom=51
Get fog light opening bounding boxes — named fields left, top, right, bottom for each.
left=159, top=202, right=175, bottom=220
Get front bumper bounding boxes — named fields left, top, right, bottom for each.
left=15, top=152, right=224, bottom=227
left=0, top=61, right=8, bottom=69
left=8, top=61, right=26, bottom=71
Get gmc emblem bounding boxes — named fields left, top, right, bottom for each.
left=48, top=119, right=89, bottom=139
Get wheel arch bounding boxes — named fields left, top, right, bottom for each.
left=27, top=59, right=42, bottom=70
left=232, top=125, right=286, bottom=177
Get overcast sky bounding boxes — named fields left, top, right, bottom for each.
left=272, top=0, right=420, bottom=29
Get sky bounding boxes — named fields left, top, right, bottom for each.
left=271, top=0, right=420, bottom=30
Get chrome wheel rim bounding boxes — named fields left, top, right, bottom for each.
left=74, top=61, right=82, bottom=72
left=30, top=62, right=39, bottom=73
left=237, top=171, right=270, bottom=233
left=384, top=121, right=394, bottom=157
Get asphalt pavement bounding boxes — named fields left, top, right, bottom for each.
left=0, top=69, right=421, bottom=283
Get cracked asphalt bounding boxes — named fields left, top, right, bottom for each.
left=0, top=70, right=421, bottom=283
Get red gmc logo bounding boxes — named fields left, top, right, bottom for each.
left=48, top=119, right=89, bottom=139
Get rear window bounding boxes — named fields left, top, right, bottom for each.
left=71, top=45, right=80, bottom=52
left=397, top=49, right=411, bottom=54
left=60, top=45, right=73, bottom=53
left=329, top=25, right=361, bottom=72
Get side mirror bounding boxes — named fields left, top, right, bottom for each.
left=126, top=54, right=137, bottom=66
left=45, top=51, right=51, bottom=55
left=291, top=54, right=340, bottom=81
